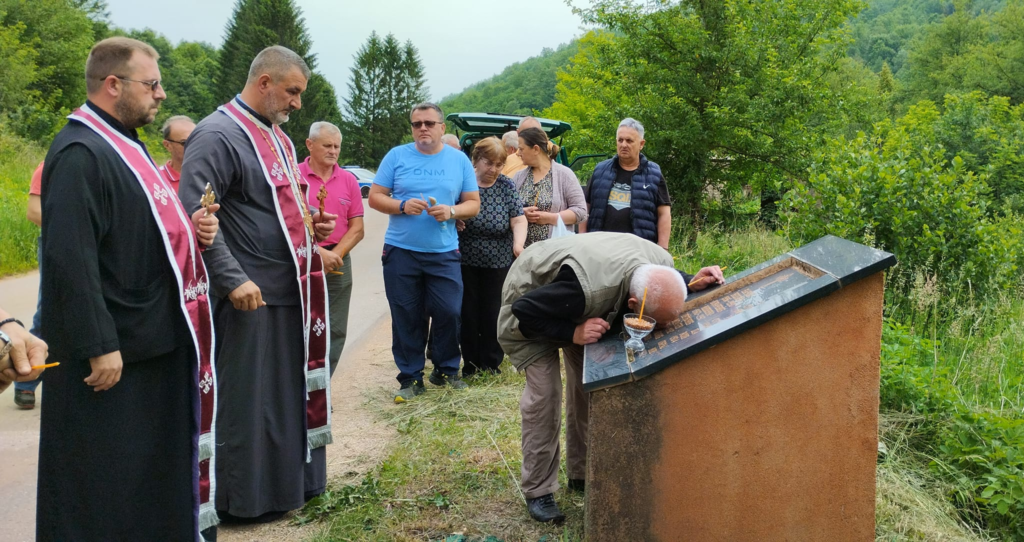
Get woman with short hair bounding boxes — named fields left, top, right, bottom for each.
left=456, top=137, right=527, bottom=376
left=512, top=128, right=588, bottom=247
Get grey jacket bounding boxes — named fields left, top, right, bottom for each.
left=497, top=232, right=673, bottom=371
left=512, top=161, right=588, bottom=238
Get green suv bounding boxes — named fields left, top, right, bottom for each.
left=445, top=113, right=607, bottom=172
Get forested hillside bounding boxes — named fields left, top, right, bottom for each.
left=846, top=0, right=1005, bottom=73
left=439, top=0, right=1013, bottom=120
left=439, top=41, right=579, bottom=115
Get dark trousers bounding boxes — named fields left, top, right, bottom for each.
left=460, top=265, right=509, bottom=376
left=16, top=240, right=42, bottom=392
left=325, top=253, right=352, bottom=376
left=382, top=244, right=463, bottom=384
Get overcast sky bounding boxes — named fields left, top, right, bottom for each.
left=102, top=0, right=589, bottom=103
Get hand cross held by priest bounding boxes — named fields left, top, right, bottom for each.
left=36, top=36, right=221, bottom=542
left=179, top=45, right=337, bottom=521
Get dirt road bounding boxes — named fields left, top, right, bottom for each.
left=0, top=207, right=395, bottom=541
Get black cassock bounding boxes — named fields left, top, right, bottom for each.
left=36, top=102, right=202, bottom=541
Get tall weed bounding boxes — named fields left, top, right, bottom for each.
left=0, top=126, right=44, bottom=276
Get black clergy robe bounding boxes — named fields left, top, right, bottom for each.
left=36, top=102, right=202, bottom=541
left=179, top=98, right=327, bottom=518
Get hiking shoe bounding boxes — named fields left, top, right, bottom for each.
left=429, top=368, right=468, bottom=390
left=14, top=390, right=35, bottom=410
left=527, top=494, right=565, bottom=523
left=394, top=380, right=425, bottom=404
left=567, top=478, right=585, bottom=492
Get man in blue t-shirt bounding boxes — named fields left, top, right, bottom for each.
left=369, top=103, right=480, bottom=403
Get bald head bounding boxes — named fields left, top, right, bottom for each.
left=628, top=264, right=688, bottom=327
left=518, top=116, right=541, bottom=132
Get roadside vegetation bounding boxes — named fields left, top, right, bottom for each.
left=297, top=369, right=585, bottom=542
left=0, top=128, right=44, bottom=276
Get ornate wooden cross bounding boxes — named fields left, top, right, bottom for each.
left=200, top=183, right=216, bottom=216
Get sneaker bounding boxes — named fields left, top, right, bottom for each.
left=14, top=390, right=35, bottom=410
left=429, top=368, right=468, bottom=390
left=394, top=380, right=425, bottom=404
left=527, top=493, right=565, bottom=523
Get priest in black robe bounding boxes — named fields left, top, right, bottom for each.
left=36, top=38, right=221, bottom=541
left=179, top=45, right=336, bottom=520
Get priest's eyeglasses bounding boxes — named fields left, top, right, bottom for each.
left=165, top=138, right=188, bottom=147
left=116, top=77, right=162, bottom=92
left=411, top=121, right=441, bottom=129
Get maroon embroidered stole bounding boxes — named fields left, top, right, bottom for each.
left=69, top=104, right=219, bottom=534
left=219, top=100, right=332, bottom=453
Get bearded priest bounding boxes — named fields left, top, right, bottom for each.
left=36, top=37, right=221, bottom=541
left=178, top=45, right=337, bottom=522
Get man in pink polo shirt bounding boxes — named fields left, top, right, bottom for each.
left=159, top=115, right=195, bottom=193
left=301, top=121, right=365, bottom=375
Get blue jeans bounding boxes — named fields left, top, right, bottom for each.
left=15, top=240, right=42, bottom=392
left=382, top=244, right=463, bottom=384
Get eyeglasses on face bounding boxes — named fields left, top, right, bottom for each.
left=478, top=159, right=505, bottom=170
left=164, top=138, right=188, bottom=147
left=411, top=120, right=441, bottom=129
left=116, top=76, right=162, bottom=92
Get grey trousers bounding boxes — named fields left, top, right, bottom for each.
left=326, top=253, right=352, bottom=376
left=520, top=343, right=588, bottom=499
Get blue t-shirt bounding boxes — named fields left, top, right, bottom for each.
left=374, top=143, right=478, bottom=253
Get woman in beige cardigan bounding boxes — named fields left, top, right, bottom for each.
left=512, top=128, right=588, bottom=247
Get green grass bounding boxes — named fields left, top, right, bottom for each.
left=885, top=272, right=1024, bottom=415
left=0, top=129, right=44, bottom=277
left=875, top=413, right=992, bottom=541
left=301, top=367, right=584, bottom=542
left=301, top=226, right=1024, bottom=540
left=669, top=222, right=793, bottom=278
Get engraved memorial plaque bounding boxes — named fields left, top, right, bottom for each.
left=582, top=235, right=897, bottom=391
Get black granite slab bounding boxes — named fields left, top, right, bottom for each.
left=582, top=235, right=896, bottom=392
left=790, top=235, right=897, bottom=287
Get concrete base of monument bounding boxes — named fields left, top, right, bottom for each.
left=584, top=272, right=883, bottom=541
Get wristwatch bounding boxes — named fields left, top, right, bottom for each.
left=399, top=200, right=407, bottom=214
left=0, top=330, right=11, bottom=362
left=0, top=318, right=23, bottom=361
left=450, top=205, right=456, bottom=219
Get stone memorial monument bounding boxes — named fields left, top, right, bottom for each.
left=583, top=235, right=896, bottom=541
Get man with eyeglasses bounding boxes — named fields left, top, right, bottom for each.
left=159, top=115, right=195, bottom=194
left=35, top=37, right=220, bottom=542
left=369, top=103, right=481, bottom=403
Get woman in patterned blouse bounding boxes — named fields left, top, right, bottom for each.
left=512, top=128, right=588, bottom=247
left=456, top=137, right=527, bottom=376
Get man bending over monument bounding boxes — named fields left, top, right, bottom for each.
left=497, top=232, right=723, bottom=523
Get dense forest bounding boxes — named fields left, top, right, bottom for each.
left=438, top=41, right=580, bottom=116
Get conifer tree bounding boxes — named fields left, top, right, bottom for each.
left=218, top=0, right=341, bottom=155
left=342, top=32, right=428, bottom=167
